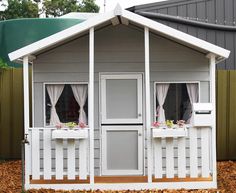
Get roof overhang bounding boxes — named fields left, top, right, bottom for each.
left=8, top=4, right=230, bottom=63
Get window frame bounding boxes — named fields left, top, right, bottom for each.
left=153, top=81, right=201, bottom=124
left=43, top=82, right=88, bottom=127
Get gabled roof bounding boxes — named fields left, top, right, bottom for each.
left=8, top=4, right=230, bottom=63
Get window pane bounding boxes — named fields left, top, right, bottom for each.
left=156, top=83, right=196, bottom=123
left=45, top=84, right=88, bottom=125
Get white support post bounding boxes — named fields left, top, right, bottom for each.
left=23, top=56, right=30, bottom=185
left=209, top=54, right=217, bottom=186
left=89, top=27, right=95, bottom=184
left=144, top=27, right=152, bottom=183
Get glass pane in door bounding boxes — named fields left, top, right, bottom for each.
left=106, top=79, right=137, bottom=119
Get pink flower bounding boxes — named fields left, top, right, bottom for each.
left=78, top=122, right=87, bottom=129
left=152, top=121, right=160, bottom=128
left=55, top=123, right=63, bottom=129
left=177, top=120, right=185, bottom=127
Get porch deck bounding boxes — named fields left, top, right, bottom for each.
left=30, top=175, right=213, bottom=184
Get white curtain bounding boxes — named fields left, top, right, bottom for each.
left=186, top=83, right=199, bottom=124
left=71, top=84, right=88, bottom=124
left=47, top=84, right=65, bottom=126
left=156, top=84, right=170, bottom=123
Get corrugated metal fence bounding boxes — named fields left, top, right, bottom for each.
left=217, top=70, right=236, bottom=160
left=0, top=69, right=235, bottom=160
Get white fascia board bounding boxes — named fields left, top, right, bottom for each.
left=122, top=10, right=230, bottom=60
left=8, top=10, right=115, bottom=62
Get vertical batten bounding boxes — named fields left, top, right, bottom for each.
left=31, top=129, right=40, bottom=180
left=89, top=27, right=95, bottom=184
left=43, top=130, right=52, bottom=179
left=154, top=138, right=162, bottom=178
left=209, top=54, right=217, bottom=186
left=67, top=139, right=76, bottom=180
left=23, top=56, right=30, bottom=185
left=144, top=27, right=152, bottom=183
left=166, top=138, right=174, bottom=178
left=55, top=139, right=63, bottom=179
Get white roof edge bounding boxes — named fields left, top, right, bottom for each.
left=8, top=4, right=230, bottom=62
left=121, top=9, right=230, bottom=60
left=8, top=8, right=116, bottom=61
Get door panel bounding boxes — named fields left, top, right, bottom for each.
left=106, top=79, right=137, bottom=119
left=107, top=130, right=138, bottom=170
left=102, top=126, right=143, bottom=175
left=101, top=74, right=143, bottom=124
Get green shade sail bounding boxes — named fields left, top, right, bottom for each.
left=0, top=18, right=83, bottom=67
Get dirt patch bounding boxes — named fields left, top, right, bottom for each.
left=0, top=160, right=235, bottom=193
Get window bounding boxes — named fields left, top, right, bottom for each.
left=45, top=84, right=88, bottom=126
left=155, top=83, right=199, bottom=124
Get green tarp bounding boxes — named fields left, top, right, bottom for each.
left=0, top=18, right=83, bottom=67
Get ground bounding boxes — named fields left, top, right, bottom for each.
left=0, top=161, right=235, bottom=193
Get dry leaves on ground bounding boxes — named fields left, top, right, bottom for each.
left=0, top=160, right=236, bottom=193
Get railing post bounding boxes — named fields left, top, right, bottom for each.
left=89, top=27, right=95, bottom=184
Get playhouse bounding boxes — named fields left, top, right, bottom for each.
left=8, top=5, right=230, bottom=190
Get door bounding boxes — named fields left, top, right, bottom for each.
left=100, top=74, right=143, bottom=175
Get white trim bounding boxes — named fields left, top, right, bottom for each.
left=101, top=126, right=143, bottom=175
left=42, top=82, right=88, bottom=128
left=8, top=5, right=230, bottom=62
left=144, top=27, right=152, bottom=183
left=89, top=27, right=95, bottom=184
left=100, top=74, right=143, bottom=124
left=25, top=181, right=217, bottom=191
left=23, top=56, right=30, bottom=186
left=31, top=62, right=34, bottom=127
left=209, top=54, right=217, bottom=187
left=153, top=81, right=201, bottom=120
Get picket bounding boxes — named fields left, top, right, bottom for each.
left=55, top=139, right=64, bottom=180
left=178, top=137, right=186, bottom=178
left=43, top=129, right=52, bottom=179
left=201, top=128, right=210, bottom=177
left=31, top=129, right=40, bottom=180
left=67, top=139, right=76, bottom=180
left=166, top=138, right=174, bottom=178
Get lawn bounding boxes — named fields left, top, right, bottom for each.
left=0, top=160, right=235, bottom=193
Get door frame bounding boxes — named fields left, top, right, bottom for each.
left=101, top=125, right=143, bottom=175
left=100, top=73, right=143, bottom=124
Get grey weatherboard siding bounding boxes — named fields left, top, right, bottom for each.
left=128, top=0, right=236, bottom=70
left=33, top=24, right=210, bottom=175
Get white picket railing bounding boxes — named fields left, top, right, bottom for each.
left=28, top=128, right=89, bottom=180
left=27, top=127, right=211, bottom=183
left=153, top=127, right=212, bottom=179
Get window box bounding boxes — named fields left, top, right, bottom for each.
left=52, top=128, right=89, bottom=139
left=152, top=127, right=188, bottom=138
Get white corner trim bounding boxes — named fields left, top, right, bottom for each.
left=8, top=7, right=230, bottom=62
